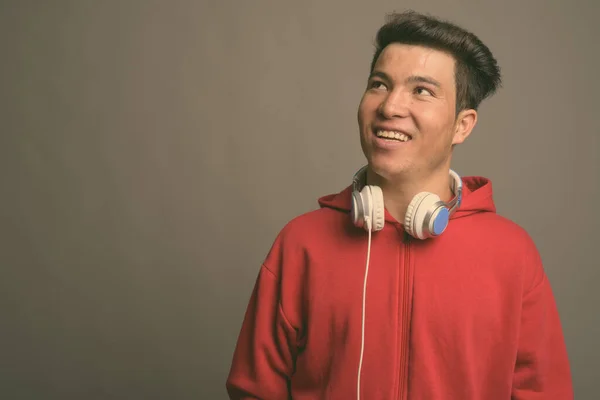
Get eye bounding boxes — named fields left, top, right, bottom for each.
left=368, top=81, right=388, bottom=91
left=415, top=86, right=434, bottom=96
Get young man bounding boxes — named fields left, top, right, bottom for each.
left=226, top=11, right=573, bottom=399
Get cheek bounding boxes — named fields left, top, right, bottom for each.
left=358, top=96, right=378, bottom=121
left=357, top=102, right=365, bottom=123
left=417, top=106, right=455, bottom=136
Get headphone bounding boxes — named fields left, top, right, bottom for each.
left=350, top=165, right=463, bottom=239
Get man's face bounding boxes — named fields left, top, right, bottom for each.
left=358, top=43, right=472, bottom=180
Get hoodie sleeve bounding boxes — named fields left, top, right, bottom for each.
left=226, top=264, right=299, bottom=399
left=511, top=252, right=573, bottom=399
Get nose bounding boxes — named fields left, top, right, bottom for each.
left=378, top=91, right=410, bottom=119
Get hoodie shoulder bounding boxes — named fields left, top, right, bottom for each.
left=261, top=193, right=351, bottom=277
left=266, top=185, right=354, bottom=249
left=457, top=176, right=534, bottom=240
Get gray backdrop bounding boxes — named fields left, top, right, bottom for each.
left=1, top=0, right=598, bottom=399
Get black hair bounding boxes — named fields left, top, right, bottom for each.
left=370, top=10, right=502, bottom=113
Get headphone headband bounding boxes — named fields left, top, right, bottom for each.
left=447, top=169, right=463, bottom=214
left=352, top=165, right=368, bottom=193
left=352, top=166, right=462, bottom=208
left=350, top=165, right=463, bottom=238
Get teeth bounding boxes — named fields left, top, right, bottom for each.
left=376, top=130, right=410, bottom=142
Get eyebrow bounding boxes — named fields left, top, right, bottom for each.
left=369, top=70, right=442, bottom=88
left=406, top=75, right=442, bottom=88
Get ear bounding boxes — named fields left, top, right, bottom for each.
left=452, top=109, right=478, bottom=145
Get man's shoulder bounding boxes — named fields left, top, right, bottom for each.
left=276, top=206, right=347, bottom=242
left=260, top=206, right=350, bottom=275
left=457, top=211, right=541, bottom=261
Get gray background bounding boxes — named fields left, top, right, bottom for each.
left=1, top=0, right=598, bottom=399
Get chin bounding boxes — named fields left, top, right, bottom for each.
left=367, top=154, right=414, bottom=180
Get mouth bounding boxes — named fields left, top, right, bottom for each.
left=374, top=129, right=412, bottom=142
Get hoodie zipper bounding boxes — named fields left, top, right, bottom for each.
left=397, top=232, right=412, bottom=399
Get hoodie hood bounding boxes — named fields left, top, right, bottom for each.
left=318, top=175, right=496, bottom=224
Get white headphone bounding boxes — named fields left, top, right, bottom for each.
left=350, top=165, right=463, bottom=239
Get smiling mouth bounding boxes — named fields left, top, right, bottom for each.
left=375, top=130, right=412, bottom=142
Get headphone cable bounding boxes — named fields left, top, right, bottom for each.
left=357, top=216, right=373, bottom=400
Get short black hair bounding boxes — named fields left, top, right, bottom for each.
left=370, top=10, right=502, bottom=113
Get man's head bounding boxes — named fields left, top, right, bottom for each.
left=358, top=11, right=501, bottom=181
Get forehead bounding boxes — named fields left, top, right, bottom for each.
left=374, top=43, right=456, bottom=86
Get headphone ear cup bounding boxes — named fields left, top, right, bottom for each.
left=352, top=186, right=373, bottom=230
left=404, top=192, right=442, bottom=239
left=351, top=186, right=385, bottom=231
left=367, top=186, right=385, bottom=231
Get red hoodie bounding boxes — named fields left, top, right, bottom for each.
left=226, top=176, right=573, bottom=399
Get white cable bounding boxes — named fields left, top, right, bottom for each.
left=357, top=217, right=373, bottom=400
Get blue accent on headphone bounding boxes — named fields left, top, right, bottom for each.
left=432, top=208, right=450, bottom=235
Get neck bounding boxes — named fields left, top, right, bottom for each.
left=365, top=167, right=455, bottom=224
